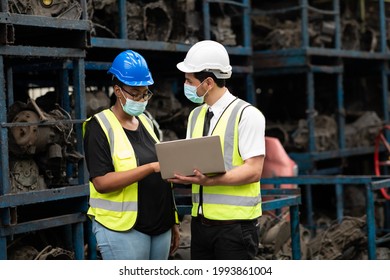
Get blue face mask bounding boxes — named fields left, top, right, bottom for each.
left=184, top=82, right=206, bottom=104
left=120, top=91, right=148, bottom=116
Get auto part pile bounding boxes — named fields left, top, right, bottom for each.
left=87, top=0, right=237, bottom=46
left=8, top=0, right=82, bottom=19
left=290, top=111, right=382, bottom=152
left=256, top=214, right=390, bottom=260
left=8, top=98, right=83, bottom=192
left=251, top=1, right=386, bottom=52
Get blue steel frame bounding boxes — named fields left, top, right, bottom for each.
left=0, top=0, right=90, bottom=259
left=261, top=175, right=390, bottom=260
left=253, top=0, right=390, bottom=170
left=176, top=175, right=390, bottom=260
left=252, top=0, right=390, bottom=243
left=175, top=187, right=302, bottom=260
left=90, top=0, right=256, bottom=104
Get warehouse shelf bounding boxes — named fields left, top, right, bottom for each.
left=261, top=175, right=390, bottom=260
left=0, top=0, right=89, bottom=259
left=0, top=2, right=90, bottom=48
left=252, top=0, right=390, bottom=172
left=175, top=185, right=302, bottom=259
left=87, top=0, right=256, bottom=104
left=252, top=1, right=390, bottom=251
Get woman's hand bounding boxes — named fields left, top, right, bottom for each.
left=149, top=162, right=160, bottom=173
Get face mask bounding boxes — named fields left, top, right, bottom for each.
left=184, top=81, right=208, bottom=104
left=120, top=91, right=148, bottom=116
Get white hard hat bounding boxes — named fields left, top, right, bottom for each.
left=177, top=40, right=232, bottom=79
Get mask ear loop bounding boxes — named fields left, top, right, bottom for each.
left=202, top=77, right=213, bottom=99
left=117, top=87, right=127, bottom=108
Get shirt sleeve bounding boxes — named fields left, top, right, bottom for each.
left=83, top=117, right=115, bottom=179
left=238, top=105, right=266, bottom=161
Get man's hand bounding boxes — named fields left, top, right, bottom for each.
left=167, top=169, right=213, bottom=186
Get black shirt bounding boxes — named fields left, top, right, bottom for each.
left=83, top=115, right=176, bottom=235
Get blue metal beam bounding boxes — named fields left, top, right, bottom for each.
left=0, top=46, right=85, bottom=57
left=0, top=12, right=90, bottom=30
left=0, top=213, right=86, bottom=237
left=0, top=185, right=89, bottom=207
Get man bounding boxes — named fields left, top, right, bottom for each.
left=169, top=40, right=265, bottom=260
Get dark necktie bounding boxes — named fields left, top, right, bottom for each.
left=203, top=109, right=214, bottom=136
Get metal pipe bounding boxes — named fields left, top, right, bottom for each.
left=290, top=205, right=301, bottom=259
left=203, top=0, right=211, bottom=40
left=333, top=0, right=341, bottom=50
left=337, top=72, right=346, bottom=149
left=118, top=0, right=127, bottom=39
left=335, top=183, right=343, bottom=223
left=300, top=0, right=309, bottom=48
left=366, top=183, right=377, bottom=259
left=379, top=0, right=387, bottom=53
left=307, top=71, right=316, bottom=152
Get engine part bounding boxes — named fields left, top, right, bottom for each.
left=9, top=110, right=41, bottom=155
left=8, top=0, right=82, bottom=19
left=143, top=1, right=172, bottom=42
left=8, top=245, right=39, bottom=260
left=292, top=115, right=338, bottom=152
left=127, top=2, right=144, bottom=40
left=10, top=159, right=47, bottom=193
left=306, top=216, right=367, bottom=260
left=8, top=99, right=83, bottom=187
left=211, top=17, right=236, bottom=46
left=86, top=90, right=111, bottom=117
left=35, top=245, right=74, bottom=260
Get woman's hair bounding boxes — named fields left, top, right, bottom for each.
left=111, top=76, right=124, bottom=87
left=194, top=72, right=226, bottom=88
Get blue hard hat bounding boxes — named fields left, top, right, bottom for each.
left=108, top=50, right=154, bottom=86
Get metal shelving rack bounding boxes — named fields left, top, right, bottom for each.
left=252, top=0, right=390, bottom=239
left=0, top=0, right=90, bottom=259
left=88, top=0, right=256, bottom=104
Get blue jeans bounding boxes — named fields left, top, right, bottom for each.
left=92, top=219, right=172, bottom=260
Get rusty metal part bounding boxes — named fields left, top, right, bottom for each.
left=261, top=219, right=291, bottom=253
left=211, top=17, right=236, bottom=46
left=143, top=1, right=172, bottom=42
left=8, top=0, right=82, bottom=19
left=35, top=245, right=75, bottom=260
left=306, top=216, right=367, bottom=260
left=87, top=0, right=238, bottom=45
left=126, top=2, right=144, bottom=40
left=86, top=90, right=110, bottom=117
left=8, top=99, right=83, bottom=187
left=9, top=158, right=47, bottom=193
left=8, top=245, right=39, bottom=260
left=10, top=110, right=40, bottom=155
left=29, top=97, right=48, bottom=122
left=292, top=115, right=338, bottom=152
left=345, top=111, right=382, bottom=148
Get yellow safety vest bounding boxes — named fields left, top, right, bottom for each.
left=188, top=98, right=262, bottom=220
left=83, top=109, right=163, bottom=231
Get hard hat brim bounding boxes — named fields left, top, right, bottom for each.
left=176, top=61, right=192, bottom=73
left=177, top=62, right=232, bottom=79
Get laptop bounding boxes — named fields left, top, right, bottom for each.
left=155, top=135, right=226, bottom=179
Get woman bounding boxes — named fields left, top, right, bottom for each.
left=83, top=50, right=180, bottom=260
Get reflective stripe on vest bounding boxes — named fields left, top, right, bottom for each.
left=188, top=99, right=262, bottom=220
left=84, top=109, right=158, bottom=231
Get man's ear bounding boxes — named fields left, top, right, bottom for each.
left=205, top=77, right=215, bottom=88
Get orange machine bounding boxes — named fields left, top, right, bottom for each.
left=261, top=136, right=298, bottom=219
